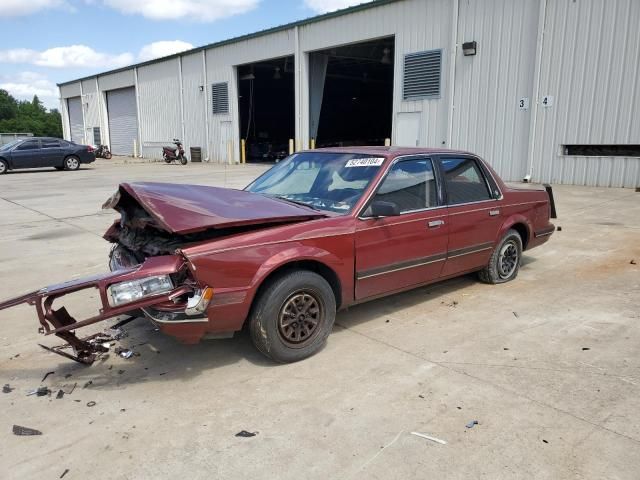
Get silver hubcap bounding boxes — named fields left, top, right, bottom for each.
left=497, top=240, right=518, bottom=278
left=67, top=158, right=79, bottom=169
left=0, top=162, right=5, bottom=173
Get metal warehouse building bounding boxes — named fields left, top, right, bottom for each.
left=58, top=0, right=640, bottom=187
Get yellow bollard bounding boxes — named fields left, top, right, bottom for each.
left=241, top=139, right=246, bottom=164
left=289, top=139, right=294, bottom=155
left=310, top=138, right=315, bottom=149
left=384, top=137, right=391, bottom=146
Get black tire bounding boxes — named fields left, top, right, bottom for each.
left=0, top=159, right=8, bottom=174
left=249, top=270, right=336, bottom=363
left=64, top=155, right=80, bottom=171
left=478, top=229, right=523, bottom=284
left=105, top=152, right=112, bottom=159
left=180, top=155, right=188, bottom=165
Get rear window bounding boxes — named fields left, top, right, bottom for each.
left=441, top=157, right=492, bottom=205
left=15, top=141, right=40, bottom=151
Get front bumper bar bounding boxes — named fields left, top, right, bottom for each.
left=0, top=255, right=189, bottom=364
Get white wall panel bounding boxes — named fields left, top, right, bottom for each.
left=452, top=0, right=539, bottom=182
left=60, top=82, right=81, bottom=99
left=98, top=70, right=135, bottom=92
left=532, top=0, right=640, bottom=187
left=181, top=52, right=208, bottom=160
left=137, top=59, right=182, bottom=158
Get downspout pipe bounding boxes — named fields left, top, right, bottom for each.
left=446, top=0, right=459, bottom=147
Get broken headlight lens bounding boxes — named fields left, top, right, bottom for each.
left=107, top=275, right=174, bottom=307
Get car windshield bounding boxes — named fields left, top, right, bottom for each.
left=0, top=140, right=21, bottom=151
left=245, top=152, right=385, bottom=214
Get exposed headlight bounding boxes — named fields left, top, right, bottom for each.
left=107, top=275, right=173, bottom=307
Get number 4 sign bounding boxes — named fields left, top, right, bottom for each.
left=542, top=95, right=554, bottom=108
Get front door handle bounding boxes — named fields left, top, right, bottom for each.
left=428, top=219, right=445, bottom=228
left=489, top=209, right=500, bottom=216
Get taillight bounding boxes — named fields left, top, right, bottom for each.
left=87, top=145, right=94, bottom=152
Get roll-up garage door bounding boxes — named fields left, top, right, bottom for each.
left=107, top=87, right=138, bottom=156
left=67, top=97, right=84, bottom=144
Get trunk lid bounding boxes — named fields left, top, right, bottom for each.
left=104, top=182, right=325, bottom=235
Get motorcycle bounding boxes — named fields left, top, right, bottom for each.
left=95, top=144, right=112, bottom=159
left=162, top=139, right=188, bottom=165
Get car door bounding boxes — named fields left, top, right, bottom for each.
left=354, top=156, right=448, bottom=300
left=40, top=139, right=64, bottom=167
left=9, top=139, right=42, bottom=169
left=438, top=155, right=503, bottom=277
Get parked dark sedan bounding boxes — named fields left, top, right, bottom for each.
left=0, top=137, right=96, bottom=174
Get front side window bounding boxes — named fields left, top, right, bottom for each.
left=245, top=152, right=385, bottom=214
left=441, top=157, right=492, bottom=205
left=15, top=140, right=40, bottom=151
left=371, top=158, right=437, bottom=213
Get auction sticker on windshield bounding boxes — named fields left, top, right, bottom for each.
left=345, top=157, right=385, bottom=168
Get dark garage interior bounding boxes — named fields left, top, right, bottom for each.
left=310, top=36, right=394, bottom=148
left=237, top=55, right=295, bottom=162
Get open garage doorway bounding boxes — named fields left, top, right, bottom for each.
left=237, top=56, right=294, bottom=162
left=310, top=37, right=394, bottom=148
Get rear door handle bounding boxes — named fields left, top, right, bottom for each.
left=489, top=209, right=500, bottom=216
left=428, top=219, right=445, bottom=228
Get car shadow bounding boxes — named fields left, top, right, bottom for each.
left=3, top=168, right=90, bottom=175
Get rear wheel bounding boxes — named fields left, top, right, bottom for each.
left=0, top=159, right=7, bottom=174
left=64, top=155, right=80, bottom=171
left=478, top=229, right=523, bottom=284
left=105, top=152, right=112, bottom=159
left=249, top=270, right=336, bottom=363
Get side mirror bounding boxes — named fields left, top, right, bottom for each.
left=368, top=200, right=401, bottom=218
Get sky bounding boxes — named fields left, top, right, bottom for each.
left=0, top=0, right=374, bottom=110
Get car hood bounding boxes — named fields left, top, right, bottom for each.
left=103, top=182, right=326, bottom=235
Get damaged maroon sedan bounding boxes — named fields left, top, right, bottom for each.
left=0, top=147, right=556, bottom=364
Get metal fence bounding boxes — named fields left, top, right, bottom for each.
left=0, top=133, right=33, bottom=146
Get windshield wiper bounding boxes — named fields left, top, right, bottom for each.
left=271, top=195, right=319, bottom=211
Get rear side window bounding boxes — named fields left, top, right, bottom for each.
left=42, top=140, right=60, bottom=148
left=441, top=157, right=491, bottom=205
left=15, top=140, right=40, bottom=151
left=373, top=158, right=437, bottom=212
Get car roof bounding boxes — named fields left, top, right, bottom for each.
left=305, top=146, right=475, bottom=158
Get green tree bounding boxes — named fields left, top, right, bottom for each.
left=0, top=91, right=62, bottom=138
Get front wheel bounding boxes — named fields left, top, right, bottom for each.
left=64, top=155, right=80, bottom=171
left=249, top=270, right=336, bottom=363
left=0, top=159, right=7, bottom=174
left=478, top=229, right=523, bottom=284
left=180, top=155, right=188, bottom=165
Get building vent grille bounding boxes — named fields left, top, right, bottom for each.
left=211, top=82, right=229, bottom=115
left=403, top=49, right=442, bottom=100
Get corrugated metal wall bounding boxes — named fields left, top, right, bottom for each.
left=181, top=52, right=208, bottom=160
left=56, top=0, right=640, bottom=187
left=531, top=0, right=640, bottom=187
left=81, top=79, right=102, bottom=145
left=67, top=97, right=84, bottom=144
left=452, top=0, right=539, bottom=181
left=137, top=59, right=182, bottom=158
left=205, top=29, right=295, bottom=163
left=299, top=0, right=452, bottom=151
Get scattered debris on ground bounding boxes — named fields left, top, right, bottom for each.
left=442, top=300, right=458, bottom=308
left=27, top=386, right=51, bottom=397
left=512, top=311, right=519, bottom=318
left=60, top=468, right=70, bottom=479
left=582, top=347, right=590, bottom=351
left=542, top=439, right=549, bottom=444
left=631, top=259, right=637, bottom=265
left=111, top=315, right=137, bottom=331
left=3, top=384, right=14, bottom=393
left=86, top=401, right=96, bottom=407
left=41, top=371, right=55, bottom=382
left=557, top=226, right=562, bottom=231
left=236, top=430, right=258, bottom=438
left=13, top=425, right=42, bottom=436
left=83, top=381, right=93, bottom=388
left=466, top=420, right=479, bottom=429
left=56, top=390, right=64, bottom=399
left=115, top=347, right=134, bottom=359
left=63, top=383, right=77, bottom=395
left=410, top=431, right=447, bottom=445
